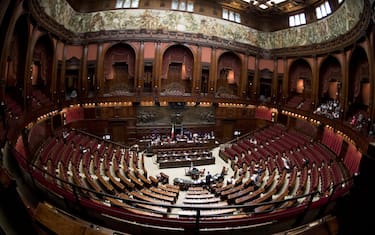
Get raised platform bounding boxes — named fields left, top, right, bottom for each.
left=159, top=157, right=215, bottom=169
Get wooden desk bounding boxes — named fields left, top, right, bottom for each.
left=158, top=184, right=180, bottom=195
left=173, top=177, right=205, bottom=190
left=130, top=191, right=171, bottom=205
left=126, top=171, right=144, bottom=188
left=221, top=184, right=243, bottom=198
left=185, top=193, right=215, bottom=199
left=94, top=169, right=114, bottom=194
left=235, top=187, right=264, bottom=204
left=135, top=169, right=152, bottom=186
left=116, top=170, right=135, bottom=189
left=106, top=169, right=125, bottom=191
left=183, top=197, right=220, bottom=204
left=136, top=203, right=169, bottom=214
left=150, top=187, right=177, bottom=198
left=214, top=183, right=234, bottom=195
left=246, top=187, right=278, bottom=206
left=58, top=164, right=72, bottom=192
left=187, top=189, right=210, bottom=195
left=149, top=175, right=159, bottom=186
left=82, top=168, right=102, bottom=193
left=227, top=186, right=254, bottom=202
left=159, top=156, right=215, bottom=169
left=71, top=167, right=90, bottom=196
left=140, top=188, right=175, bottom=203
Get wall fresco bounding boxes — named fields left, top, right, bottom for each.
left=38, top=0, right=363, bottom=50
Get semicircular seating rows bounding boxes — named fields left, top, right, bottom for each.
left=26, top=123, right=354, bottom=226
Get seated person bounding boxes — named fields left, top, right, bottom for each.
left=251, top=173, right=261, bottom=188
left=227, top=176, right=235, bottom=185
left=281, top=156, right=291, bottom=171
left=199, top=168, right=205, bottom=177
left=221, top=166, right=228, bottom=176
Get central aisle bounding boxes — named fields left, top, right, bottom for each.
left=141, top=147, right=235, bottom=205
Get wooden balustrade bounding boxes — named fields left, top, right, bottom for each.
left=177, top=208, right=236, bottom=217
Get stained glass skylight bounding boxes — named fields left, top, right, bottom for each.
left=242, top=0, right=288, bottom=10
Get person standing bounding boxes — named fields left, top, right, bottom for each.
left=205, top=171, right=212, bottom=186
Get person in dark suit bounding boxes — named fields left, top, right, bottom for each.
left=205, top=171, right=212, bottom=185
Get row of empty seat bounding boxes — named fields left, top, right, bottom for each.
left=29, top=124, right=352, bottom=222
left=218, top=124, right=351, bottom=211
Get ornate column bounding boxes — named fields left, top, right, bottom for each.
left=366, top=34, right=374, bottom=122
left=271, top=57, right=278, bottom=104
left=311, top=55, right=318, bottom=110
left=24, top=24, right=39, bottom=111
left=137, top=41, right=145, bottom=93
left=342, top=49, right=349, bottom=120
left=193, top=45, right=202, bottom=95
left=59, top=43, right=67, bottom=104
left=209, top=46, right=217, bottom=96
left=96, top=43, right=104, bottom=97
left=251, top=55, right=260, bottom=102
left=240, top=54, right=249, bottom=98
left=282, top=57, right=288, bottom=105
left=50, top=39, right=59, bottom=103
left=153, top=41, right=161, bottom=95
left=80, top=44, right=88, bottom=98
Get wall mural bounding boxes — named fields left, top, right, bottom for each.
left=38, top=0, right=362, bottom=50
left=136, top=106, right=215, bottom=126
